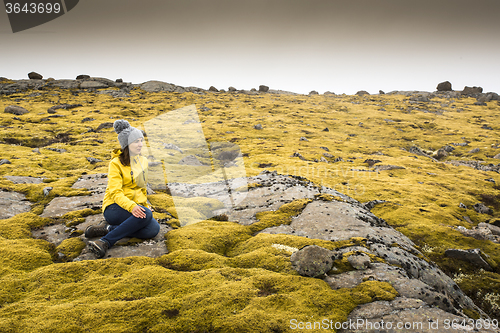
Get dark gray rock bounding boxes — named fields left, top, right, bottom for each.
left=459, top=203, right=467, bottom=209
left=228, top=86, right=237, bottom=92
left=254, top=124, right=263, bottom=130
left=356, top=90, right=370, bottom=96
left=291, top=152, right=306, bottom=160
left=28, top=72, right=43, bottom=80
left=468, top=148, right=480, bottom=154
left=86, top=157, right=102, bottom=164
left=364, top=200, right=386, bottom=211
left=435, top=148, right=448, bottom=160
left=444, top=248, right=492, bottom=271
left=46, top=148, right=67, bottom=153
left=259, top=85, right=269, bottom=92
left=441, top=145, right=455, bottom=153
left=209, top=86, right=218, bottom=92
left=96, top=122, right=114, bottom=131
left=473, top=203, right=493, bottom=215
left=290, top=245, right=335, bottom=277
left=436, top=81, right=452, bottom=91
left=0, top=159, right=11, bottom=166
left=299, top=137, right=308, bottom=141
left=309, top=90, right=318, bottom=95
left=461, top=86, right=483, bottom=96
left=322, top=127, right=329, bottom=132
left=76, top=75, right=90, bottom=80
left=5, top=105, right=29, bottom=115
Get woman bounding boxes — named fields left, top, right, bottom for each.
left=86, top=119, right=160, bottom=258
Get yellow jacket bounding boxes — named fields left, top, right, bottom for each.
left=102, top=149, right=149, bottom=213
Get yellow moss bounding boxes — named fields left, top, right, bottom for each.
left=314, top=193, right=335, bottom=201
left=61, top=208, right=101, bottom=220
left=55, top=238, right=86, bottom=260
left=0, top=237, right=52, bottom=272
left=0, top=213, right=51, bottom=239
left=147, top=192, right=175, bottom=209
left=166, top=221, right=252, bottom=255
left=0, top=259, right=397, bottom=333
left=249, top=198, right=312, bottom=233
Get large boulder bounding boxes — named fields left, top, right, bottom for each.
left=28, top=72, right=43, bottom=80
left=259, top=85, right=269, bottom=92
left=140, top=81, right=176, bottom=93
left=461, top=86, right=483, bottom=96
left=436, top=81, right=452, bottom=91
left=290, top=245, right=335, bottom=277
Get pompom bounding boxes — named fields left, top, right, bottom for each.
left=113, top=119, right=130, bottom=134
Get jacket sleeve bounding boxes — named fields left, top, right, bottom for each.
left=107, top=160, right=137, bottom=212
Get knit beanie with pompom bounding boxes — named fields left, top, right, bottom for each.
left=113, top=119, right=144, bottom=149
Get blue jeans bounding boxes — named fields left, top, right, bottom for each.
left=102, top=203, right=160, bottom=247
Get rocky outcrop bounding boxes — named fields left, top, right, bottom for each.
left=437, top=81, right=452, bottom=91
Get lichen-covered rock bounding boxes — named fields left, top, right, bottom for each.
left=290, top=245, right=335, bottom=277
left=445, top=248, right=493, bottom=271
left=0, top=191, right=32, bottom=219
left=347, top=252, right=371, bottom=270
left=473, top=202, right=493, bottom=215
left=5, top=105, right=29, bottom=115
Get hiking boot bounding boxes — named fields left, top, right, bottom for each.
left=85, top=224, right=110, bottom=238
left=88, top=239, right=109, bottom=258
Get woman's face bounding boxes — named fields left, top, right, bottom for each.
left=128, top=138, right=143, bottom=156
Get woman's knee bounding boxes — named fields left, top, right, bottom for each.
left=143, top=206, right=153, bottom=222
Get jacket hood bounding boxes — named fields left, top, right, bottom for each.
left=111, top=148, right=122, bottom=159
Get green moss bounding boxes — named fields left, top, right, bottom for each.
left=166, top=221, right=252, bottom=255
left=62, top=208, right=101, bottom=220
left=0, top=259, right=397, bottom=332
left=314, top=193, right=335, bottom=201
left=0, top=237, right=53, bottom=273
left=55, top=238, right=86, bottom=260
left=249, top=198, right=312, bottom=233
left=0, top=213, right=51, bottom=239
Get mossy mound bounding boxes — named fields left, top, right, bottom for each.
left=0, top=258, right=397, bottom=333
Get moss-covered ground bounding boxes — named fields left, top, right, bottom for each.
left=0, top=85, right=499, bottom=330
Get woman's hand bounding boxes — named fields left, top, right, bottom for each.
left=132, top=205, right=146, bottom=218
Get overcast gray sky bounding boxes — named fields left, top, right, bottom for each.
left=1, top=0, right=499, bottom=94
